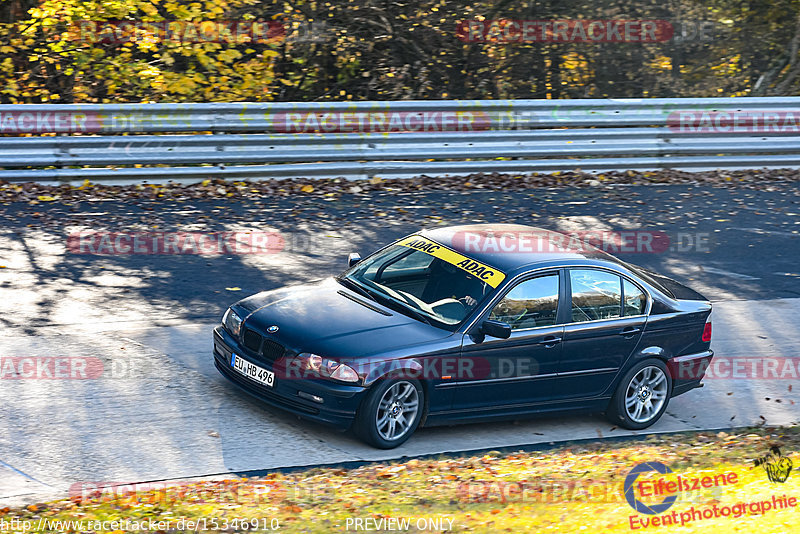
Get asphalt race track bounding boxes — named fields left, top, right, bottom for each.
left=1, top=183, right=799, bottom=505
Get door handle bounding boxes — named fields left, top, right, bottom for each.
left=620, top=327, right=641, bottom=336
left=537, top=336, right=562, bottom=346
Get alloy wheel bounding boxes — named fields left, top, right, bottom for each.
left=375, top=381, right=419, bottom=441
left=624, top=366, right=668, bottom=423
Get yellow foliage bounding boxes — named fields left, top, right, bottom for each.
left=651, top=55, right=673, bottom=70
left=0, top=0, right=279, bottom=103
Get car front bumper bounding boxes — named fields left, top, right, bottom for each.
left=213, top=326, right=366, bottom=429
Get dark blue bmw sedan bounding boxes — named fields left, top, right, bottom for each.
left=213, top=224, right=713, bottom=448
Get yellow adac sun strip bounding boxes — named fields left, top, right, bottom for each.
left=397, top=235, right=506, bottom=288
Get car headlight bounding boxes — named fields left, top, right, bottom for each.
left=222, top=308, right=243, bottom=338
left=296, top=353, right=359, bottom=383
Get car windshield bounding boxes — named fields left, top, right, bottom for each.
left=339, top=240, right=497, bottom=329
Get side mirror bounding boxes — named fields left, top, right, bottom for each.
left=348, top=252, right=362, bottom=267
left=481, top=319, right=511, bottom=339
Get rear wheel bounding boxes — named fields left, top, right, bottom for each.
left=354, top=378, right=423, bottom=449
left=606, top=359, right=671, bottom=430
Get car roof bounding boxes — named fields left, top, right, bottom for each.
left=419, top=223, right=625, bottom=274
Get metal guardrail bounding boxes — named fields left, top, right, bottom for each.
left=1, top=97, right=800, bottom=183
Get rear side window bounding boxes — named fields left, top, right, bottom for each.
left=490, top=274, right=559, bottom=330
left=570, top=269, right=622, bottom=322
left=623, top=279, right=647, bottom=316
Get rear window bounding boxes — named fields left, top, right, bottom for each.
left=625, top=263, right=707, bottom=301
left=650, top=275, right=706, bottom=301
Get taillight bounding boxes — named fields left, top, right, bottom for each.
left=702, top=316, right=712, bottom=342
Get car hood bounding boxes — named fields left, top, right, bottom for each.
left=235, top=278, right=455, bottom=359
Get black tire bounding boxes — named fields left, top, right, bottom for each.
left=354, top=378, right=424, bottom=449
left=606, top=359, right=672, bottom=430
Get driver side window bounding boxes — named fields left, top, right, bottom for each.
left=490, top=274, right=559, bottom=330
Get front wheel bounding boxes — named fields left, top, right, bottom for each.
left=606, top=359, right=671, bottom=430
left=354, top=378, right=423, bottom=449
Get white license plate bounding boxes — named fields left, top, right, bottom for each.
left=231, top=354, right=274, bottom=387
